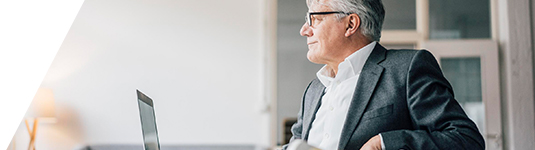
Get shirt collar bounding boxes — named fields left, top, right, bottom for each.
left=316, top=41, right=377, bottom=87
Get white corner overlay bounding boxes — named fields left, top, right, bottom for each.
left=0, top=0, right=85, bottom=149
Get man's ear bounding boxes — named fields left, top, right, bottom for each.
left=345, top=14, right=360, bottom=37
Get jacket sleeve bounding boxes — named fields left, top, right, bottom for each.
left=380, top=50, right=485, bottom=150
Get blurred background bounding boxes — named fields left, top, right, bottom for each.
left=7, top=0, right=535, bottom=150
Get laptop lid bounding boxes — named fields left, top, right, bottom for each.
left=136, top=90, right=161, bottom=150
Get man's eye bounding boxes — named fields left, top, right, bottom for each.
left=311, top=16, right=323, bottom=21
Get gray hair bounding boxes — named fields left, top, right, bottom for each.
left=308, top=0, right=385, bottom=41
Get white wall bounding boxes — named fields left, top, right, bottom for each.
left=10, top=0, right=269, bottom=149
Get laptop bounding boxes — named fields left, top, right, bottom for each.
left=136, top=90, right=161, bottom=150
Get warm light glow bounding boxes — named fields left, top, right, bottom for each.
left=26, top=88, right=56, bottom=120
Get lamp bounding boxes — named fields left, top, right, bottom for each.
left=25, top=88, right=56, bottom=150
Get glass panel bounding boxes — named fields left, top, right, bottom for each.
left=139, top=100, right=160, bottom=150
left=382, top=0, right=416, bottom=30
left=440, top=57, right=485, bottom=134
left=429, top=0, right=491, bottom=39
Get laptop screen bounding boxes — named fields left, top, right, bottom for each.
left=137, top=90, right=160, bottom=150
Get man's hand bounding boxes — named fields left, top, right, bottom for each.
left=360, top=135, right=382, bottom=150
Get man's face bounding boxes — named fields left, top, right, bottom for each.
left=300, top=0, right=347, bottom=65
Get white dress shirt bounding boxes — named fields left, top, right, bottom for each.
left=307, top=41, right=377, bottom=150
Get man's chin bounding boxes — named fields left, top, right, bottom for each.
left=306, top=55, right=323, bottom=64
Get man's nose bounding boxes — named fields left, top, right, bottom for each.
left=300, top=23, right=313, bottom=37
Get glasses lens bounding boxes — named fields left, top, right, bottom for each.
left=306, top=11, right=347, bottom=27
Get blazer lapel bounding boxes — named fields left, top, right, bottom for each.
left=302, top=79, right=325, bottom=140
left=338, top=44, right=386, bottom=149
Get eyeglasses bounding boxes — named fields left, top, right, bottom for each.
left=305, top=11, right=351, bottom=27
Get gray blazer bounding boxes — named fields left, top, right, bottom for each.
left=286, top=44, right=485, bottom=150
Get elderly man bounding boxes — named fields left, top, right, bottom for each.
left=284, top=0, right=485, bottom=149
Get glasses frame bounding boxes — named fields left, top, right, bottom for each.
left=306, top=11, right=351, bottom=27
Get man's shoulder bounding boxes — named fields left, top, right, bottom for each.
left=370, top=47, right=436, bottom=72
left=382, top=48, right=434, bottom=62
left=384, top=48, right=419, bottom=55
left=379, top=49, right=417, bottom=64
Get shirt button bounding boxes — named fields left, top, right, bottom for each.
left=329, top=106, right=334, bottom=111
left=324, top=133, right=330, bottom=139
